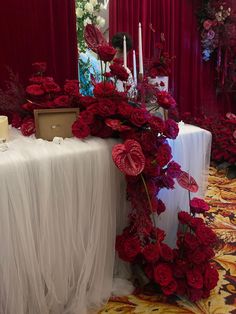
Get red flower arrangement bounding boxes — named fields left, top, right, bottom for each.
left=12, top=63, right=81, bottom=136
left=182, top=112, right=236, bottom=172
left=11, top=24, right=218, bottom=301
left=147, top=33, right=174, bottom=78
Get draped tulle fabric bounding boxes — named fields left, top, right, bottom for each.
left=0, top=129, right=126, bottom=314
left=0, top=0, right=78, bottom=87
left=109, top=0, right=235, bottom=115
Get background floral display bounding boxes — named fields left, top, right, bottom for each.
left=182, top=112, right=236, bottom=178
left=76, top=0, right=105, bottom=52
left=198, top=0, right=236, bottom=92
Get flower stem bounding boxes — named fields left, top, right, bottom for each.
left=140, top=174, right=157, bottom=231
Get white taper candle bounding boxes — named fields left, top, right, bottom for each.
left=133, top=50, right=137, bottom=85
left=123, top=35, right=127, bottom=68
left=138, top=22, right=144, bottom=75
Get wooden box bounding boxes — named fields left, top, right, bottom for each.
left=34, top=108, right=79, bottom=141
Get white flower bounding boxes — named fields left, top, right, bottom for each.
left=96, top=16, right=106, bottom=28
left=84, top=2, right=94, bottom=13
left=100, top=4, right=105, bottom=10
left=76, top=7, right=83, bottom=18
left=84, top=17, right=92, bottom=26
left=90, top=0, right=97, bottom=6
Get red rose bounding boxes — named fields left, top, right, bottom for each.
left=42, top=80, right=61, bottom=93
left=176, top=279, right=187, bottom=295
left=110, top=63, right=129, bottom=81
left=166, top=161, right=181, bottom=178
left=21, top=118, right=35, bottom=136
left=162, top=280, right=177, bottom=295
left=149, top=67, right=158, bottom=78
left=204, top=264, right=219, bottom=290
left=32, top=62, right=47, bottom=73
left=117, top=102, right=134, bottom=118
left=155, top=143, right=172, bottom=167
left=189, top=217, right=204, bottom=229
left=115, top=234, right=126, bottom=252
left=26, top=84, right=45, bottom=96
left=80, top=110, right=95, bottom=125
left=157, top=91, right=176, bottom=109
left=154, top=198, right=166, bottom=215
left=130, top=108, right=149, bottom=127
left=144, top=157, right=161, bottom=176
left=80, top=96, right=98, bottom=108
left=149, top=116, right=165, bottom=133
left=97, top=44, right=116, bottom=62
left=203, top=19, right=213, bottom=30
left=188, top=288, right=203, bottom=302
left=164, top=119, right=179, bottom=139
left=142, top=243, right=160, bottom=262
left=64, top=80, right=79, bottom=96
left=54, top=95, right=70, bottom=108
left=160, top=243, right=174, bottom=261
left=97, top=98, right=117, bottom=117
left=188, top=248, right=206, bottom=265
left=195, top=225, right=217, bottom=246
left=93, top=82, right=116, bottom=98
left=184, top=232, right=199, bottom=250
left=154, top=263, right=173, bottom=287
left=140, top=131, right=158, bottom=153
left=178, top=211, right=192, bottom=225
left=122, top=236, right=141, bottom=262
left=190, top=197, right=210, bottom=215
left=202, top=246, right=215, bottom=260
left=72, top=118, right=90, bottom=138
left=173, top=259, right=187, bottom=278
left=186, top=268, right=203, bottom=289
left=11, top=112, right=22, bottom=128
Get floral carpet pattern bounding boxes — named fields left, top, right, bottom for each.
left=100, top=167, right=236, bottom=314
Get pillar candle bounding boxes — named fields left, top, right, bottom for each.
left=133, top=50, right=137, bottom=85
left=138, top=22, right=144, bottom=75
left=123, top=36, right=127, bottom=68
left=0, top=116, right=9, bottom=141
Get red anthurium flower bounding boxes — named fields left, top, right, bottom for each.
left=112, top=139, right=145, bottom=176
left=105, top=119, right=132, bottom=132
left=177, top=170, right=199, bottom=193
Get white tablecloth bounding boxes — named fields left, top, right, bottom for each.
left=0, top=129, right=126, bottom=314
left=0, top=124, right=211, bottom=313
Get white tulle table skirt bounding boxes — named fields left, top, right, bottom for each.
left=0, top=124, right=211, bottom=313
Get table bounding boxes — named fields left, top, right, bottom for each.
left=0, top=124, right=211, bottom=313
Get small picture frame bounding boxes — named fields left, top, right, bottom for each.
left=34, top=108, right=79, bottom=141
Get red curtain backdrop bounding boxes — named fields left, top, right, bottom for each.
left=109, top=0, right=235, bottom=115
left=0, top=0, right=78, bottom=87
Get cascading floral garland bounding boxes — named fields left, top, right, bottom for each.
left=11, top=24, right=219, bottom=302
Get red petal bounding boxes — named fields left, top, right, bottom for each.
left=105, top=119, right=132, bottom=131
left=177, top=171, right=199, bottom=193
left=112, top=140, right=145, bottom=176
left=84, top=24, right=107, bottom=53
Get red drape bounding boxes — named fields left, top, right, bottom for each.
left=109, top=0, right=235, bottom=115
left=0, top=0, right=78, bottom=87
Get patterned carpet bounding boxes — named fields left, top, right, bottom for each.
left=100, top=167, right=236, bottom=314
